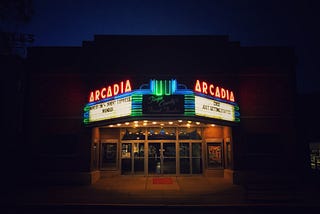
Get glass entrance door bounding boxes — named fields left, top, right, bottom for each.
left=121, top=143, right=132, bottom=175
left=148, top=143, right=161, bottom=174
left=179, top=142, right=202, bottom=174
left=148, top=142, right=176, bottom=175
left=133, top=142, right=144, bottom=175
left=163, top=142, right=176, bottom=174
left=121, top=142, right=144, bottom=175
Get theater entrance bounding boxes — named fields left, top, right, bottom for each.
left=120, top=140, right=204, bottom=175
left=148, top=142, right=176, bottom=175
left=103, top=122, right=232, bottom=176
left=120, top=141, right=176, bottom=175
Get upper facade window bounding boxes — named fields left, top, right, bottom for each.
left=148, top=127, right=176, bottom=140
left=122, top=128, right=146, bottom=140
left=179, top=127, right=202, bottom=140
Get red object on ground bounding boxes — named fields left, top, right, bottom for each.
left=152, top=177, right=173, bottom=184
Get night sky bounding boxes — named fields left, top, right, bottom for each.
left=9, top=0, right=320, bottom=93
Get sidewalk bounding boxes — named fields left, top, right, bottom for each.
left=5, top=176, right=320, bottom=212
left=15, top=177, right=247, bottom=206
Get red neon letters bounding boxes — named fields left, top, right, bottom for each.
left=89, top=80, right=132, bottom=102
left=194, top=80, right=235, bottom=102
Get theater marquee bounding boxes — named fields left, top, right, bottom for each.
left=83, top=79, right=240, bottom=125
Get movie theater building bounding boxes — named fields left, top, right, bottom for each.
left=85, top=78, right=239, bottom=178
left=24, top=35, right=297, bottom=185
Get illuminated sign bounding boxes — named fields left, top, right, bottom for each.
left=89, top=80, right=132, bottom=102
left=84, top=78, right=240, bottom=125
left=194, top=80, right=235, bottom=102
left=88, top=96, right=132, bottom=122
left=142, top=95, right=184, bottom=114
left=150, top=79, right=177, bottom=95
left=195, top=96, right=235, bottom=121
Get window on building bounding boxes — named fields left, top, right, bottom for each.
left=101, top=143, right=117, bottom=169
left=148, top=127, right=176, bottom=140
left=122, top=128, right=146, bottom=140
left=309, top=142, right=320, bottom=171
left=178, top=127, right=202, bottom=140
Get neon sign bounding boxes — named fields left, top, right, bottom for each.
left=84, top=78, right=240, bottom=125
left=150, top=79, right=177, bottom=96
left=89, top=80, right=132, bottom=102
left=194, top=80, right=235, bottom=102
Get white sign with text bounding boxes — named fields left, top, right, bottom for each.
left=89, top=96, right=132, bottom=122
left=195, top=96, right=235, bottom=121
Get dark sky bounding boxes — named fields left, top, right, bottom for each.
left=9, top=0, right=320, bottom=93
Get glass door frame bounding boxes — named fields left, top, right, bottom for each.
left=118, top=126, right=205, bottom=176
left=147, top=140, right=177, bottom=175
left=178, top=140, right=203, bottom=175
left=120, top=140, right=145, bottom=175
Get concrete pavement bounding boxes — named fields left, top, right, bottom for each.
left=3, top=176, right=320, bottom=213
left=14, top=176, right=247, bottom=205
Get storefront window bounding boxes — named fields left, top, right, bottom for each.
left=309, top=142, right=320, bottom=171
left=207, top=143, right=223, bottom=168
left=178, top=128, right=202, bottom=140
left=148, top=127, right=176, bottom=140
left=101, top=143, right=117, bottom=169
